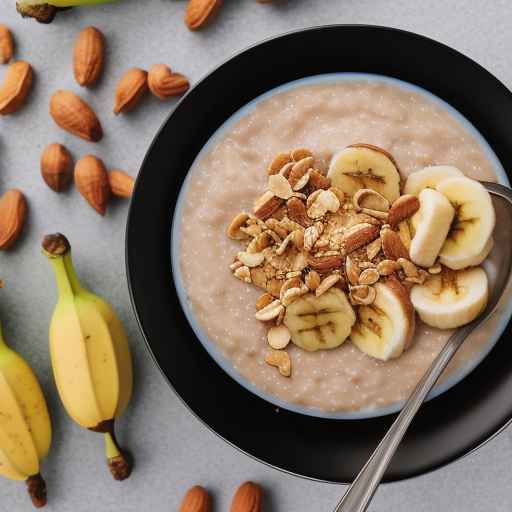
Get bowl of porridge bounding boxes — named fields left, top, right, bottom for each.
left=127, top=26, right=512, bottom=481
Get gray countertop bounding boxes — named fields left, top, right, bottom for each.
left=1, top=1, right=512, bottom=510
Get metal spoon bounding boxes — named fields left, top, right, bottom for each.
left=334, top=182, right=512, bottom=512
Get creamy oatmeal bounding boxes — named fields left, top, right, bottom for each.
left=177, top=77, right=500, bottom=414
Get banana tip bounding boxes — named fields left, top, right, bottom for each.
left=26, top=474, right=47, bottom=508
left=108, top=452, right=133, bottom=481
left=42, top=233, right=70, bottom=257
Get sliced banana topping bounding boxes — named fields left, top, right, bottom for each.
left=410, top=267, right=488, bottom=329
left=404, top=165, right=463, bottom=195
left=409, top=188, right=455, bottom=268
left=328, top=144, right=401, bottom=202
left=436, top=177, right=496, bottom=270
left=284, top=288, right=356, bottom=352
left=350, top=278, right=415, bottom=361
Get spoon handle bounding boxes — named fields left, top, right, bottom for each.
left=333, top=323, right=474, bottom=512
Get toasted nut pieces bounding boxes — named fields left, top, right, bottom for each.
left=255, top=300, right=283, bottom=321
left=265, top=350, right=291, bottom=377
left=267, top=325, right=291, bottom=349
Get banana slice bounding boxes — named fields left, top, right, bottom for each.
left=436, top=177, right=496, bottom=270
left=404, top=165, right=463, bottom=195
left=350, top=278, right=415, bottom=361
left=410, top=267, right=488, bottom=329
left=327, top=144, right=401, bottom=202
left=409, top=188, right=455, bottom=268
left=284, top=288, right=356, bottom=351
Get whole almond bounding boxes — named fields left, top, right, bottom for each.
left=41, top=143, right=73, bottom=192
left=185, top=0, right=223, bottom=30
left=75, top=155, right=110, bottom=215
left=381, top=227, right=409, bottom=260
left=253, top=191, right=283, bottom=220
left=0, top=189, right=27, bottom=250
left=73, top=26, right=105, bottom=87
left=109, top=170, right=134, bottom=198
left=148, top=64, right=190, bottom=100
left=0, top=25, right=14, bottom=64
left=50, top=90, right=103, bottom=142
left=179, top=485, right=212, bottom=512
left=388, top=194, right=420, bottom=227
left=114, top=67, right=148, bottom=114
left=307, top=254, right=343, bottom=274
left=230, top=482, right=263, bottom=512
left=0, top=60, right=33, bottom=115
left=341, top=223, right=380, bottom=255
left=287, top=196, right=311, bottom=227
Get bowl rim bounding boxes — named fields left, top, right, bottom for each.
left=126, top=23, right=512, bottom=483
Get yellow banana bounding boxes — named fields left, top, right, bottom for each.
left=42, top=233, right=133, bottom=480
left=0, top=317, right=51, bottom=507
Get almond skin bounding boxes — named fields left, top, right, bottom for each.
left=148, top=64, right=190, bottom=100
left=287, top=196, right=311, bottom=227
left=388, top=194, right=420, bottom=227
left=179, top=485, right=212, bottom=512
left=230, top=481, right=263, bottom=512
left=253, top=191, right=284, bottom=220
left=114, top=68, right=148, bottom=114
left=41, top=143, right=73, bottom=192
left=73, top=26, right=105, bottom=87
left=381, top=227, right=409, bottom=260
left=0, top=189, right=27, bottom=250
left=50, top=90, right=103, bottom=142
left=185, top=0, right=223, bottom=30
left=109, top=170, right=134, bottom=198
left=0, top=25, right=14, bottom=64
left=0, top=60, right=33, bottom=115
left=75, top=155, right=110, bottom=215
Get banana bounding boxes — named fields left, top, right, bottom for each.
left=410, top=266, right=488, bottom=329
left=284, top=288, right=356, bottom=351
left=409, top=188, right=455, bottom=268
left=350, top=277, right=415, bottom=361
left=327, top=144, right=401, bottom=202
left=436, top=177, right=496, bottom=270
left=404, top=165, right=463, bottom=195
left=0, top=318, right=51, bottom=508
left=42, top=233, right=133, bottom=481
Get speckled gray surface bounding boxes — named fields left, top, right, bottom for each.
left=1, top=1, right=512, bottom=510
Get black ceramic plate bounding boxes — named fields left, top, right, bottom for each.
left=126, top=25, right=512, bottom=482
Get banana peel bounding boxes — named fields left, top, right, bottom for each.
left=17, top=0, right=116, bottom=23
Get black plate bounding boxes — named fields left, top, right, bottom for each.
left=126, top=25, right=512, bottom=482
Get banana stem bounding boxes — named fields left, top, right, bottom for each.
left=104, top=423, right=132, bottom=481
left=26, top=473, right=47, bottom=508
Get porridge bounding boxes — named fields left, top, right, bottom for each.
left=178, top=77, right=499, bottom=413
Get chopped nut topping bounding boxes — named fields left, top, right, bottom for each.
left=265, top=349, right=291, bottom=377
left=349, top=284, right=376, bottom=305
left=316, top=274, right=341, bottom=296
left=255, top=300, right=284, bottom=321
left=256, top=293, right=274, bottom=311
left=227, top=212, right=250, bottom=240
left=269, top=174, right=294, bottom=199
left=268, top=152, right=291, bottom=175
left=234, top=265, right=251, bottom=283
left=267, top=325, right=291, bottom=349
left=238, top=251, right=265, bottom=268
left=305, top=270, right=321, bottom=290
left=358, top=268, right=380, bottom=286
left=291, top=148, right=313, bottom=161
